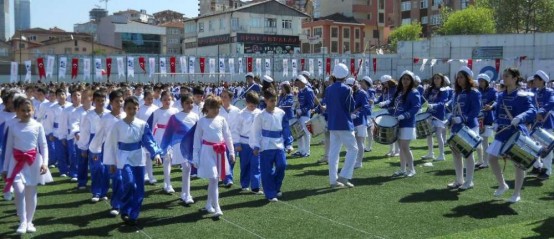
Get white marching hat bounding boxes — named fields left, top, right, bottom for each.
left=458, top=66, right=474, bottom=78
left=380, top=75, right=392, bottom=83
left=535, top=70, right=550, bottom=82
left=362, top=76, right=372, bottom=85
left=400, top=70, right=415, bottom=80
left=444, top=76, right=451, bottom=85
left=332, top=63, right=349, bottom=79
left=300, top=71, right=311, bottom=78
left=414, top=75, right=421, bottom=83
left=245, top=72, right=254, bottom=78
left=345, top=77, right=356, bottom=86
left=527, top=76, right=535, bottom=82
left=295, top=75, right=308, bottom=84
left=263, top=75, right=274, bottom=83
left=477, top=73, right=491, bottom=83
left=280, top=81, right=290, bottom=86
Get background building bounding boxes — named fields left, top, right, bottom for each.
left=153, top=10, right=186, bottom=24
left=97, top=15, right=165, bottom=54
left=14, top=0, right=30, bottom=31
left=160, top=21, right=184, bottom=54
left=198, top=0, right=246, bottom=16
left=399, top=0, right=474, bottom=37
left=301, top=13, right=365, bottom=54
left=0, top=0, right=14, bottom=41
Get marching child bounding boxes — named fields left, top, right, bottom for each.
left=192, top=95, right=235, bottom=217
left=137, top=90, right=159, bottom=184
left=60, top=86, right=83, bottom=182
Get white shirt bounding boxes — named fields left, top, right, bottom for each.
left=52, top=102, right=72, bottom=139
left=232, top=108, right=261, bottom=145
left=89, top=112, right=126, bottom=154
left=192, top=116, right=235, bottom=164
left=219, top=105, right=241, bottom=143
left=137, top=104, right=159, bottom=121
left=149, top=107, right=179, bottom=143
left=192, top=102, right=204, bottom=117
left=78, top=109, right=111, bottom=151
left=59, top=104, right=82, bottom=141
left=104, top=118, right=159, bottom=169
left=3, top=119, right=48, bottom=181
left=250, top=108, right=289, bottom=151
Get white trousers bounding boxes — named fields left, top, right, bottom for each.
left=328, top=130, right=359, bottom=184
left=298, top=116, right=312, bottom=155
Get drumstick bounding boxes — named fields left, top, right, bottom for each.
left=532, top=110, right=553, bottom=130
left=495, top=125, right=515, bottom=135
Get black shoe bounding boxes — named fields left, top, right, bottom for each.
left=120, top=214, right=130, bottom=223
left=538, top=168, right=550, bottom=180
left=529, top=167, right=541, bottom=175
left=125, top=219, right=138, bottom=226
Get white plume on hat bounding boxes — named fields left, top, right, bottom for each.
left=362, top=76, right=372, bottom=85
left=400, top=70, right=415, bottom=80
left=300, top=71, right=311, bottom=78
left=345, top=77, right=356, bottom=86
left=245, top=72, right=254, bottom=78
left=380, top=75, right=392, bottom=83
left=262, top=75, right=273, bottom=83
left=295, top=75, right=308, bottom=84
left=458, top=66, right=474, bottom=78
left=332, top=63, right=349, bottom=79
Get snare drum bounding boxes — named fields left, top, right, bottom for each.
left=415, top=112, right=435, bottom=139
left=477, top=112, right=485, bottom=134
left=233, top=99, right=246, bottom=109
left=447, top=126, right=482, bottom=158
left=306, top=114, right=327, bottom=137
left=373, top=114, right=399, bottom=145
left=501, top=132, right=542, bottom=170
left=530, top=127, right=554, bottom=158
left=371, top=109, right=388, bottom=119
left=289, top=118, right=305, bottom=140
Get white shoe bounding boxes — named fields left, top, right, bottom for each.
left=26, top=223, right=36, bottom=233
left=406, top=170, right=416, bottom=177
left=60, top=174, right=67, bottom=178
left=181, top=195, right=194, bottom=204
left=494, top=183, right=510, bottom=197
left=3, top=192, right=13, bottom=201
left=91, top=197, right=100, bottom=202
left=70, top=177, right=78, bottom=182
left=331, top=182, right=345, bottom=188
left=337, top=177, right=354, bottom=188
left=149, top=179, right=158, bottom=184
left=276, top=191, right=283, bottom=197
left=164, top=186, right=175, bottom=194
left=508, top=195, right=521, bottom=203
left=109, top=209, right=119, bottom=216
left=392, top=170, right=406, bottom=177
left=241, top=187, right=250, bottom=192
left=354, top=162, right=362, bottom=169
left=16, top=223, right=27, bottom=234
left=460, top=182, right=474, bottom=190
left=421, top=153, right=435, bottom=159
left=447, top=182, right=463, bottom=189
left=203, top=206, right=216, bottom=213
left=213, top=210, right=223, bottom=217
left=78, top=186, right=86, bottom=190
left=392, top=152, right=400, bottom=157
left=435, top=155, right=445, bottom=161
left=423, top=162, right=434, bottom=167
left=269, top=198, right=278, bottom=202
left=101, top=196, right=108, bottom=201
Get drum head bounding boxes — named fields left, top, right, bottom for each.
left=416, top=112, right=431, bottom=121
left=371, top=109, right=388, bottom=119
left=375, top=114, right=398, bottom=127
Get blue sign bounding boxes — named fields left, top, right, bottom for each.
left=479, top=66, right=498, bottom=82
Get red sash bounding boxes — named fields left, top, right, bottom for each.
left=153, top=124, right=167, bottom=135
left=202, top=140, right=227, bottom=180
left=3, top=149, right=37, bottom=193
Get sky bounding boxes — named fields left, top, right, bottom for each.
left=30, top=0, right=200, bottom=31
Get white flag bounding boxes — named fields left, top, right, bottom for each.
left=46, top=56, right=55, bottom=78
left=292, top=59, right=297, bottom=76
left=265, top=58, right=271, bottom=76
left=283, top=59, right=289, bottom=77
left=188, top=57, right=195, bottom=74
left=309, top=59, right=314, bottom=76
left=335, top=59, right=340, bottom=66
left=24, top=60, right=31, bottom=82
left=219, top=58, right=225, bottom=74
left=228, top=58, right=235, bottom=74
left=10, top=62, right=18, bottom=83
left=83, top=58, right=91, bottom=80
left=127, top=57, right=134, bottom=78
left=58, top=57, right=67, bottom=79
left=149, top=57, right=156, bottom=78
left=180, top=56, right=187, bottom=74
left=256, top=58, right=262, bottom=76
left=365, top=59, right=370, bottom=76
left=317, top=58, right=323, bottom=76
left=94, top=58, right=102, bottom=80
left=420, top=58, right=428, bottom=72
left=238, top=58, right=243, bottom=74
left=209, top=58, right=216, bottom=77
left=430, top=59, right=437, bottom=68
left=160, top=57, right=167, bottom=77
left=117, top=57, right=125, bottom=78
left=341, top=59, right=347, bottom=64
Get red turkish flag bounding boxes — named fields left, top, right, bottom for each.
left=300, top=59, right=305, bottom=71
left=413, top=58, right=420, bottom=64
left=373, top=58, right=377, bottom=74
left=170, top=56, right=176, bottom=74
left=325, top=58, right=331, bottom=74
left=350, top=58, right=355, bottom=75
left=37, top=57, right=46, bottom=80
left=467, top=59, right=473, bottom=70
left=199, top=57, right=205, bottom=73
left=106, top=58, right=112, bottom=79
left=247, top=57, right=253, bottom=72
left=71, top=58, right=78, bottom=79
left=139, top=57, right=146, bottom=73
left=495, top=58, right=501, bottom=72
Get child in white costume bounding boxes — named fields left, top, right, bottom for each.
left=137, top=90, right=159, bottom=184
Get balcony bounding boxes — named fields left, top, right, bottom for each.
left=352, top=4, right=372, bottom=13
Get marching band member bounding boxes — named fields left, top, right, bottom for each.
left=385, top=71, right=422, bottom=177
left=422, top=73, right=449, bottom=161
left=250, top=88, right=293, bottom=201
left=447, top=67, right=481, bottom=190
left=219, top=89, right=241, bottom=187
left=192, top=95, right=235, bottom=217
left=147, top=91, right=179, bottom=194
left=292, top=75, right=315, bottom=158
left=476, top=74, right=497, bottom=169
left=137, top=90, right=160, bottom=184
left=530, top=70, right=554, bottom=180
left=415, top=75, right=424, bottom=97
left=233, top=92, right=262, bottom=194
left=360, top=76, right=376, bottom=153
left=377, top=75, right=400, bottom=157
left=487, top=67, right=536, bottom=203
left=346, top=78, right=370, bottom=169
left=323, top=63, right=358, bottom=187
left=241, top=72, right=261, bottom=98
left=278, top=81, right=294, bottom=122
left=104, top=97, right=162, bottom=226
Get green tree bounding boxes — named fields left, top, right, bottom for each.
left=479, top=0, right=554, bottom=33
left=388, top=22, right=422, bottom=52
left=437, top=5, right=496, bottom=35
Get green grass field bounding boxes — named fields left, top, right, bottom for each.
left=1, top=136, right=554, bottom=239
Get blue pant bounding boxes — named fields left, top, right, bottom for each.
left=47, top=134, right=56, bottom=166
left=67, top=139, right=80, bottom=179
left=77, top=149, right=89, bottom=187
left=110, top=167, right=123, bottom=210
left=54, top=137, right=69, bottom=175
left=223, top=149, right=235, bottom=184
left=120, top=165, right=145, bottom=220
left=260, top=149, right=287, bottom=199
left=89, top=152, right=110, bottom=198
left=239, top=144, right=261, bottom=190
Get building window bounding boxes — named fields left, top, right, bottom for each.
left=355, top=29, right=360, bottom=39
left=367, top=14, right=371, bottom=20
left=331, top=27, right=338, bottom=38
left=282, top=20, right=292, bottom=29
left=420, top=0, right=428, bottom=9
left=251, top=18, right=262, bottom=28
left=373, top=30, right=379, bottom=38
left=185, top=24, right=197, bottom=33
left=402, top=18, right=411, bottom=25
left=64, top=47, right=72, bottom=54
left=460, top=0, right=470, bottom=9
left=198, top=22, right=204, bottom=32
left=433, top=0, right=443, bottom=7
left=29, top=35, right=36, bottom=41
left=343, top=42, right=350, bottom=53
left=355, top=42, right=360, bottom=53
left=378, top=0, right=384, bottom=9
left=401, top=1, right=411, bottom=11
left=74, top=47, right=79, bottom=52
left=219, top=18, right=225, bottom=29
left=421, top=16, right=428, bottom=24
left=379, top=13, right=384, bottom=23
left=209, top=20, right=214, bottom=31
left=82, top=47, right=87, bottom=52
left=314, top=27, right=322, bottom=37
left=343, top=28, right=350, bottom=39
left=430, top=14, right=442, bottom=25
left=231, top=18, right=239, bottom=30
left=306, top=29, right=311, bottom=36
left=331, top=41, right=338, bottom=53
left=265, top=18, right=277, bottom=28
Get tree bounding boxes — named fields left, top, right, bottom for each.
left=479, top=0, right=554, bottom=33
left=437, top=5, right=496, bottom=35
left=388, top=22, right=422, bottom=52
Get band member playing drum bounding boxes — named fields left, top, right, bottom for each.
left=317, top=76, right=333, bottom=164
left=360, top=76, right=376, bottom=152
left=385, top=70, right=421, bottom=177
left=293, top=75, right=315, bottom=158
left=529, top=70, right=554, bottom=180
left=487, top=67, right=536, bottom=203
left=448, top=67, right=481, bottom=190
left=377, top=75, right=400, bottom=157
left=278, top=81, right=294, bottom=122
left=239, top=73, right=261, bottom=99
left=422, top=73, right=449, bottom=161
left=476, top=73, right=497, bottom=169
left=345, top=78, right=370, bottom=169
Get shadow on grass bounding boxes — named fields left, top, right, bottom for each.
left=352, top=175, right=398, bottom=186
left=399, top=188, right=460, bottom=203
left=30, top=222, right=137, bottom=238
left=278, top=187, right=338, bottom=202
left=425, top=169, right=456, bottom=176
left=294, top=169, right=329, bottom=177
left=34, top=209, right=117, bottom=228
left=287, top=162, right=319, bottom=171
left=36, top=198, right=92, bottom=210
left=524, top=217, right=554, bottom=239
left=539, top=191, right=554, bottom=201
left=443, top=200, right=518, bottom=219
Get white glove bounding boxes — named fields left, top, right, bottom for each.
left=378, top=100, right=389, bottom=108
left=397, top=115, right=405, bottom=121
left=492, top=123, right=498, bottom=131
left=296, top=109, right=302, bottom=116
left=351, top=113, right=358, bottom=119
left=511, top=117, right=521, bottom=126
left=428, top=104, right=435, bottom=110
left=452, top=117, right=462, bottom=124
